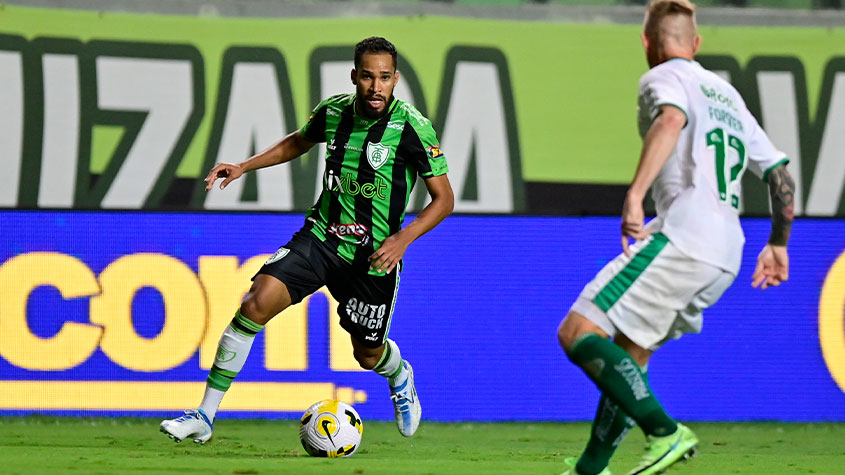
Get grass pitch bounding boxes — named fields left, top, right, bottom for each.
left=1, top=416, right=843, bottom=474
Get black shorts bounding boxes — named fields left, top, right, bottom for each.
left=254, top=229, right=400, bottom=348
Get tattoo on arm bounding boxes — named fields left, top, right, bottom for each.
left=767, top=165, right=795, bottom=246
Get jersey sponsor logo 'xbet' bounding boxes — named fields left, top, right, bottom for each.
left=325, top=170, right=388, bottom=200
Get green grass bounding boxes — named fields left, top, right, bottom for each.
left=1, top=416, right=843, bottom=474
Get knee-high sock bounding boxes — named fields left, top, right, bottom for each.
left=575, top=369, right=649, bottom=475
left=373, top=339, right=408, bottom=387
left=568, top=334, right=676, bottom=437
left=199, top=310, right=264, bottom=421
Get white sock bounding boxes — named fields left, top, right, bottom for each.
left=199, top=311, right=263, bottom=422
left=199, top=388, right=225, bottom=422
left=374, top=339, right=408, bottom=387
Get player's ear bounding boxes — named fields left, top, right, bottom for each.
left=350, top=68, right=357, bottom=85
left=692, top=35, right=701, bottom=55
left=640, top=31, right=649, bottom=51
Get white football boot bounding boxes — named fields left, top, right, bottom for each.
left=160, top=409, right=213, bottom=444
left=389, top=361, right=421, bottom=437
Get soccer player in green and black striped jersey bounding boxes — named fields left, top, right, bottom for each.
left=160, top=37, right=454, bottom=445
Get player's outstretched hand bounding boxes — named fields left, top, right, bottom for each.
left=205, top=163, right=245, bottom=191
left=369, top=234, right=410, bottom=274
left=752, top=244, right=789, bottom=290
left=621, top=194, right=650, bottom=257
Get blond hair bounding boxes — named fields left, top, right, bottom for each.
left=644, top=0, right=697, bottom=46
left=644, top=0, right=697, bottom=34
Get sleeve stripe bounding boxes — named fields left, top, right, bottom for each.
left=762, top=157, right=790, bottom=182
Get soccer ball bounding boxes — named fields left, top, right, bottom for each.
left=299, top=399, right=363, bottom=458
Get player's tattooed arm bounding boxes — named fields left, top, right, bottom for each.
left=766, top=164, right=795, bottom=246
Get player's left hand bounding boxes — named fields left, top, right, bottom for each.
left=752, top=244, right=789, bottom=289
left=369, top=234, right=409, bottom=274
left=621, top=194, right=650, bottom=257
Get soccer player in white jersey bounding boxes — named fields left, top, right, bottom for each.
left=557, top=1, right=794, bottom=474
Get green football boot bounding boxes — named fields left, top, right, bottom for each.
left=627, top=423, right=698, bottom=475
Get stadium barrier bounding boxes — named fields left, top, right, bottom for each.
left=1, top=211, right=843, bottom=422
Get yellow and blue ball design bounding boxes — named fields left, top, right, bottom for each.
left=299, top=399, right=363, bottom=458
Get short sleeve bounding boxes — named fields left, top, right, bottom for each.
left=745, top=114, right=789, bottom=181
left=639, top=67, right=689, bottom=124
left=299, top=102, right=328, bottom=143
left=399, top=105, right=448, bottom=178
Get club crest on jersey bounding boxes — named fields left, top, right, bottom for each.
left=366, top=142, right=390, bottom=170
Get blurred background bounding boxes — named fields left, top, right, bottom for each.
left=0, top=0, right=843, bottom=424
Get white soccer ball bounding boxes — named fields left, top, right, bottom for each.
left=299, top=399, right=363, bottom=458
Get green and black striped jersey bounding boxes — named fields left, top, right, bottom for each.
left=299, top=93, right=448, bottom=265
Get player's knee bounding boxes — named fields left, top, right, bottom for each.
left=239, top=296, right=276, bottom=326
left=353, top=349, right=380, bottom=370
left=558, top=312, right=592, bottom=358
left=557, top=316, right=576, bottom=353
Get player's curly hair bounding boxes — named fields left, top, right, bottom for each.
left=354, top=37, right=398, bottom=70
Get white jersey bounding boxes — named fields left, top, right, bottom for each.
left=637, top=58, right=788, bottom=275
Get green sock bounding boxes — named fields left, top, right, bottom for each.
left=568, top=334, right=676, bottom=437
left=575, top=370, right=650, bottom=474
left=576, top=395, right=635, bottom=474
